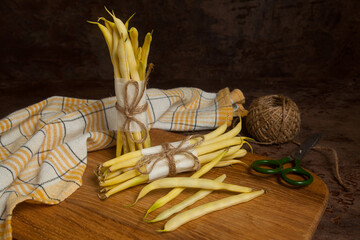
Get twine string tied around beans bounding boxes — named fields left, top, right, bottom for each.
left=130, top=135, right=205, bottom=176
left=115, top=79, right=149, bottom=144
left=115, top=63, right=154, bottom=144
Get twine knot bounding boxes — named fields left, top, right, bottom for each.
left=115, top=78, right=149, bottom=144
left=124, top=108, right=131, bottom=117
left=133, top=135, right=204, bottom=176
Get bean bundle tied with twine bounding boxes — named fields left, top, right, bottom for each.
left=89, top=8, right=154, bottom=155
left=245, top=94, right=349, bottom=190
left=129, top=135, right=204, bottom=177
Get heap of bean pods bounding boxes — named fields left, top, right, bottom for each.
left=95, top=120, right=265, bottom=231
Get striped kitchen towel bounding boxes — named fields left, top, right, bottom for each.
left=0, top=87, right=246, bottom=240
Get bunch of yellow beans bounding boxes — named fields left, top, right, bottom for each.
left=89, top=8, right=152, bottom=156
left=96, top=120, right=251, bottom=199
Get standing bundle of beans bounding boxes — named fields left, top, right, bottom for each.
left=89, top=8, right=153, bottom=155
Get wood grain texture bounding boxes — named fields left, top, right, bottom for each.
left=12, top=129, right=328, bottom=240
left=0, top=1, right=357, bottom=239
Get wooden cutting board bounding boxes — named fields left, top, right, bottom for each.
left=12, top=129, right=329, bottom=240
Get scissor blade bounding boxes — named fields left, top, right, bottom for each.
left=291, top=133, right=322, bottom=160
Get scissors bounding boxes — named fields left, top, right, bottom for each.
left=251, top=133, right=321, bottom=186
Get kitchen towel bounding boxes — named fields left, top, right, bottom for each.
left=0, top=87, right=246, bottom=240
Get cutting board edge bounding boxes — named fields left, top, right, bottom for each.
left=307, top=176, right=329, bottom=239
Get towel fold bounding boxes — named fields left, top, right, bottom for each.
left=0, top=87, right=245, bottom=240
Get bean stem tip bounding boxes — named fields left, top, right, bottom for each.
left=98, top=193, right=108, bottom=200
left=123, top=201, right=137, bottom=207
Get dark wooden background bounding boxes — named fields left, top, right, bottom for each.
left=1, top=0, right=359, bottom=239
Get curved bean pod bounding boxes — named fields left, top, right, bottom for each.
left=158, top=190, right=265, bottom=232
left=198, top=145, right=241, bottom=164
left=200, top=119, right=242, bottom=147
left=100, top=166, right=145, bottom=187
left=195, top=137, right=243, bottom=156
left=103, top=150, right=142, bottom=168
left=222, top=148, right=247, bottom=160
left=134, top=177, right=253, bottom=204
left=214, top=159, right=249, bottom=168
left=195, top=121, right=227, bottom=143
left=147, top=174, right=227, bottom=223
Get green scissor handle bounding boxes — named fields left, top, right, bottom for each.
left=252, top=157, right=314, bottom=186
left=251, top=157, right=288, bottom=174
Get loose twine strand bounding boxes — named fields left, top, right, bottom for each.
left=128, top=135, right=205, bottom=176
left=291, top=141, right=350, bottom=191
left=246, top=94, right=349, bottom=191
left=115, top=64, right=154, bottom=144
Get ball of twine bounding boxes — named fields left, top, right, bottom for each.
left=246, top=94, right=301, bottom=144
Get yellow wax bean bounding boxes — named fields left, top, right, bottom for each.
left=148, top=174, right=227, bottom=223
left=158, top=190, right=265, bottom=232
left=132, top=132, right=144, bottom=150
left=111, top=23, right=121, bottom=78
left=116, top=131, right=123, bottom=157
left=135, top=47, right=142, bottom=70
left=188, top=122, right=227, bottom=145
left=140, top=32, right=152, bottom=80
left=214, top=160, right=249, bottom=168
left=134, top=177, right=252, bottom=205
left=103, top=19, right=115, bottom=68
left=103, top=150, right=142, bottom=168
left=143, top=129, right=151, bottom=148
left=126, top=132, right=136, bottom=152
left=101, top=166, right=145, bottom=187
left=129, top=27, right=139, bottom=54
left=137, top=61, right=145, bottom=82
left=201, top=119, right=242, bottom=147
left=100, top=174, right=149, bottom=199
left=195, top=137, right=243, bottom=156
left=203, top=122, right=228, bottom=141
left=109, top=155, right=142, bottom=172
left=121, top=131, right=129, bottom=154
left=118, top=33, right=130, bottom=80
left=191, top=150, right=227, bottom=178
left=222, top=149, right=247, bottom=160
left=198, top=145, right=241, bottom=164
left=144, top=150, right=227, bottom=217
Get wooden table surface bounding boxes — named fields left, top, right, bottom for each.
left=12, top=129, right=329, bottom=240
